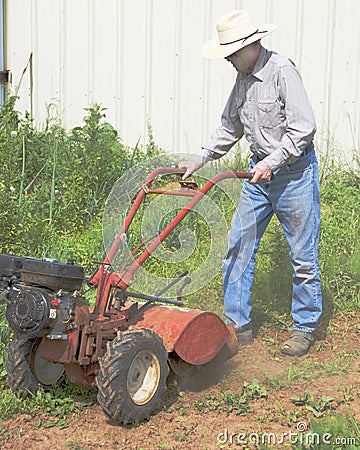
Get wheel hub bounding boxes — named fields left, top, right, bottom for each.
left=31, top=340, right=64, bottom=386
left=127, top=349, right=161, bottom=405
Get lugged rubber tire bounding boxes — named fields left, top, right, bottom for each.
left=5, top=335, right=64, bottom=395
left=96, top=328, right=169, bottom=425
left=5, top=335, right=39, bottom=395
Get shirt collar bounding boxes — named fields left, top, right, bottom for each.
left=251, top=46, right=270, bottom=81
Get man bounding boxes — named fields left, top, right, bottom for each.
left=180, top=10, right=322, bottom=357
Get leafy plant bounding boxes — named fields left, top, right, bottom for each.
left=291, top=391, right=335, bottom=418
left=195, top=379, right=267, bottom=416
left=0, top=380, right=95, bottom=422
left=0, top=97, right=162, bottom=260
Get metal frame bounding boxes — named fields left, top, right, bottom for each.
left=40, top=167, right=251, bottom=387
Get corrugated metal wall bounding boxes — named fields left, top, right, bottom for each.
left=5, top=0, right=360, bottom=163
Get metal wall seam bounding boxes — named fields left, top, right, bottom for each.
left=87, top=0, right=95, bottom=106
left=354, top=11, right=360, bottom=151
left=59, top=0, right=66, bottom=125
left=30, top=0, right=38, bottom=119
left=115, top=0, right=123, bottom=135
left=0, top=0, right=5, bottom=106
left=295, top=0, right=305, bottom=72
left=201, top=0, right=213, bottom=149
left=144, top=0, right=153, bottom=147
left=325, top=0, right=336, bottom=155
left=171, top=0, right=182, bottom=153
left=265, top=0, right=274, bottom=39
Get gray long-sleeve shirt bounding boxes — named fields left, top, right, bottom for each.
left=200, top=46, right=316, bottom=171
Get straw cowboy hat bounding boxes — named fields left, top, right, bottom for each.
left=203, top=10, right=277, bottom=60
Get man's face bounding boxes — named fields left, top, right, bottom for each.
left=225, top=42, right=260, bottom=74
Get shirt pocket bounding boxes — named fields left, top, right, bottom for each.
left=257, top=100, right=283, bottom=129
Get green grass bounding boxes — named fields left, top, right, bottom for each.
left=290, top=413, right=360, bottom=450
left=264, top=350, right=357, bottom=390
left=0, top=380, right=95, bottom=423
left=195, top=379, right=267, bottom=416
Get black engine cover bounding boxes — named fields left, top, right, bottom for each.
left=0, top=254, right=84, bottom=291
left=6, top=287, right=54, bottom=337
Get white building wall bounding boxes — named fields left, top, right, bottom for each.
left=5, top=0, right=360, bottom=164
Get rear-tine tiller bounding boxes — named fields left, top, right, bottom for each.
left=0, top=167, right=252, bottom=424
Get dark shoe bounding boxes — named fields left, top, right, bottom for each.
left=227, top=324, right=254, bottom=346
left=281, top=330, right=314, bottom=357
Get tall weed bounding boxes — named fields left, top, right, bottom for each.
left=0, top=97, right=161, bottom=261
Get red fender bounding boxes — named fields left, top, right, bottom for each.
left=130, top=304, right=238, bottom=365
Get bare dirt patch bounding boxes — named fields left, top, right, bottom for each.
left=1, top=313, right=359, bottom=450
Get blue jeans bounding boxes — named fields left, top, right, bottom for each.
left=222, top=149, right=322, bottom=333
